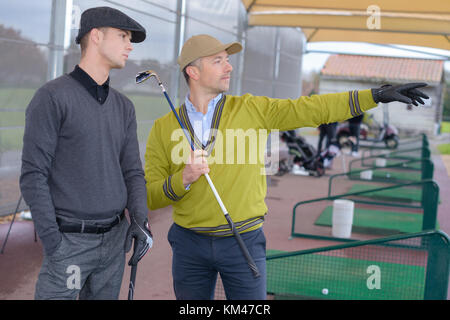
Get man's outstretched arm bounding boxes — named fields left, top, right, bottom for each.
left=244, top=83, right=429, bottom=131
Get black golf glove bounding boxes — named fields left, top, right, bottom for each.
left=371, top=83, right=429, bottom=106
left=125, top=214, right=153, bottom=266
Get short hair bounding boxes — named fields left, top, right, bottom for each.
left=182, top=65, right=190, bottom=84
left=182, top=58, right=201, bottom=85
left=79, top=27, right=108, bottom=55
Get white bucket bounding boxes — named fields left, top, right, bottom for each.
left=360, top=170, right=373, bottom=180
left=375, top=158, right=386, bottom=167
left=332, top=200, right=354, bottom=238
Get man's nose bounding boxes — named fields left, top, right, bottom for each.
left=127, top=39, right=133, bottom=52
left=224, top=60, right=233, bottom=73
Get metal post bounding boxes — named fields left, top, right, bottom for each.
left=271, top=27, right=281, bottom=98
left=234, top=4, right=248, bottom=96
left=424, top=232, right=450, bottom=299
left=298, top=27, right=306, bottom=97
left=47, top=0, right=69, bottom=81
left=172, top=0, right=186, bottom=105
left=0, top=196, right=22, bottom=254
left=421, top=181, right=439, bottom=231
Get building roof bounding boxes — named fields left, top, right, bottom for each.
left=320, top=54, right=444, bottom=83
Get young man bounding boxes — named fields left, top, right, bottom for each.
left=144, top=34, right=428, bottom=300
left=20, top=7, right=152, bottom=300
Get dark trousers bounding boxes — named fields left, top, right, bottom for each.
left=168, top=223, right=267, bottom=300
left=317, top=122, right=337, bottom=154
left=349, top=123, right=361, bottom=152
left=348, top=114, right=364, bottom=152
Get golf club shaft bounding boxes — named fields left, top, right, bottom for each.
left=205, top=173, right=261, bottom=278
left=156, top=81, right=260, bottom=278
left=128, top=240, right=139, bottom=300
left=128, top=264, right=137, bottom=300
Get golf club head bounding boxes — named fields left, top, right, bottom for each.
left=135, top=70, right=160, bottom=84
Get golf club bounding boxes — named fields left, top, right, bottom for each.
left=136, top=70, right=260, bottom=278
left=128, top=242, right=138, bottom=300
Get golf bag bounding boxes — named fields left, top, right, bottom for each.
left=277, top=130, right=337, bottom=177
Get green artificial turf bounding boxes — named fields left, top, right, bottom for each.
left=266, top=249, right=425, bottom=300
left=314, top=206, right=432, bottom=234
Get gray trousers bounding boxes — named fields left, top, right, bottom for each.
left=35, top=215, right=129, bottom=300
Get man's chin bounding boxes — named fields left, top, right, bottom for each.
left=220, top=84, right=230, bottom=93
left=111, top=61, right=126, bottom=69
left=210, top=86, right=228, bottom=95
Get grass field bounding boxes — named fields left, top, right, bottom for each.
left=436, top=121, right=449, bottom=155
left=441, top=121, right=450, bottom=133
left=0, top=88, right=173, bottom=152
left=438, top=143, right=450, bottom=155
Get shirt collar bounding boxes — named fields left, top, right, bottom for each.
left=184, top=92, right=223, bottom=114
left=70, top=65, right=110, bottom=89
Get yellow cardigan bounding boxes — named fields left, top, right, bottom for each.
left=144, top=90, right=377, bottom=235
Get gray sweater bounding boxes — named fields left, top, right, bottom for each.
left=20, top=74, right=148, bottom=254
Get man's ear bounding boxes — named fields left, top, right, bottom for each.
left=186, top=64, right=200, bottom=81
left=90, top=28, right=103, bottom=45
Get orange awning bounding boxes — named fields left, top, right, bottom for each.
left=242, top=0, right=450, bottom=51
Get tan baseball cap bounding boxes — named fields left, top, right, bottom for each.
left=177, top=34, right=242, bottom=71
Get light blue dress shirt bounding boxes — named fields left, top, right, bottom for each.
left=183, top=92, right=222, bottom=191
left=184, top=92, right=223, bottom=146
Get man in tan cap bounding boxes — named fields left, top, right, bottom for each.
left=144, top=34, right=428, bottom=299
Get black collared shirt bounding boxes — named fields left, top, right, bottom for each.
left=69, top=65, right=110, bottom=104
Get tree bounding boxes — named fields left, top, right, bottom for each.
left=0, top=24, right=47, bottom=87
left=443, top=81, right=450, bottom=121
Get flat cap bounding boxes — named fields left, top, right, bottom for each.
left=178, top=34, right=242, bottom=71
left=75, top=6, right=146, bottom=44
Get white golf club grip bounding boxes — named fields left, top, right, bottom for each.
left=204, top=173, right=229, bottom=215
